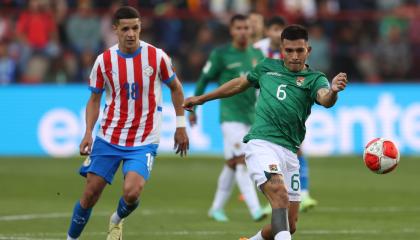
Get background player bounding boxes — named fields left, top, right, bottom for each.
left=184, top=25, right=348, bottom=240
left=66, top=6, right=189, bottom=240
left=249, top=12, right=264, bottom=44
left=255, top=16, right=318, bottom=212
left=188, top=14, right=266, bottom=222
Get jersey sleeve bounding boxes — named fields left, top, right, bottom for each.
left=310, top=74, right=330, bottom=101
left=88, top=55, right=105, bottom=94
left=247, top=60, right=264, bottom=88
left=159, top=50, right=176, bottom=85
left=202, top=50, right=223, bottom=79
left=194, top=50, right=223, bottom=96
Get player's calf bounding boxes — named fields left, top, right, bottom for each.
left=261, top=174, right=292, bottom=240
left=80, top=173, right=107, bottom=208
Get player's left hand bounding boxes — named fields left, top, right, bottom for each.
left=331, top=72, right=348, bottom=93
left=174, top=127, right=189, bottom=157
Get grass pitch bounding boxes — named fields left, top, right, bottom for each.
left=0, top=155, right=419, bottom=240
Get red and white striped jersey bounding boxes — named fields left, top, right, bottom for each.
left=254, top=38, right=282, bottom=59
left=89, top=41, right=176, bottom=147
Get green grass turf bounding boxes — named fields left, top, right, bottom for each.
left=0, top=155, right=419, bottom=240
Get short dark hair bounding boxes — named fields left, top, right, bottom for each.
left=281, top=24, right=308, bottom=41
left=112, top=6, right=140, bottom=25
left=266, top=16, right=286, bottom=28
left=230, top=14, right=248, bottom=26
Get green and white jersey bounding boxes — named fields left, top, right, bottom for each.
left=194, top=43, right=264, bottom=124
left=244, top=58, right=330, bottom=153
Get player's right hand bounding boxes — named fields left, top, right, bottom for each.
left=188, top=112, right=197, bottom=126
left=183, top=96, right=204, bottom=112
left=79, top=135, right=93, bottom=155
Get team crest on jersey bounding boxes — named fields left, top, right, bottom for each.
left=144, top=66, right=154, bottom=76
left=269, top=164, right=278, bottom=172
left=296, top=76, right=305, bottom=86
left=83, top=157, right=91, bottom=167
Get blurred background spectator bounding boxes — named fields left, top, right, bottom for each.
left=0, top=0, right=419, bottom=84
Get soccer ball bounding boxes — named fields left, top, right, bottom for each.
left=363, top=138, right=400, bottom=174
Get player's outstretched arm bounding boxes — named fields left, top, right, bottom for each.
left=167, top=76, right=189, bottom=157
left=316, top=72, right=348, bottom=108
left=183, top=76, right=251, bottom=111
left=80, top=92, right=102, bottom=155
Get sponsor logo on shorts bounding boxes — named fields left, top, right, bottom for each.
left=83, top=157, right=91, bottom=167
left=269, top=164, right=278, bottom=172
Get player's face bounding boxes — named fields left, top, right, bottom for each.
left=281, top=39, right=311, bottom=72
left=230, top=20, right=251, bottom=46
left=114, top=18, right=141, bottom=52
left=249, top=14, right=264, bottom=37
left=266, top=24, right=284, bottom=46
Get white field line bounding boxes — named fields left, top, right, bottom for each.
left=0, top=228, right=418, bottom=239
left=0, top=237, right=61, bottom=240
left=1, top=206, right=419, bottom=222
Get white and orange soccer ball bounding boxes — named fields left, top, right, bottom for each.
left=363, top=138, right=400, bottom=174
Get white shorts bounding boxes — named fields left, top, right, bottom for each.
left=245, top=139, right=301, bottom=202
left=221, top=122, right=251, bottom=160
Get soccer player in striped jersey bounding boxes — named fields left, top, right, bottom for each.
left=188, top=14, right=267, bottom=222
left=184, top=25, right=348, bottom=240
left=255, top=16, right=318, bottom=212
left=66, top=6, right=189, bottom=240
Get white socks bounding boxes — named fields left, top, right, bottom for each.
left=235, top=164, right=261, bottom=215
left=110, top=211, right=122, bottom=224
left=210, top=165, right=235, bottom=211
left=249, top=230, right=265, bottom=240
left=274, top=231, right=292, bottom=240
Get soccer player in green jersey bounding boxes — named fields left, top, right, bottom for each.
left=188, top=14, right=267, bottom=222
left=255, top=16, right=318, bottom=212
left=184, top=25, right=347, bottom=240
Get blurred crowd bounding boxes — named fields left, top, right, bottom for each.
left=1, top=0, right=420, bottom=85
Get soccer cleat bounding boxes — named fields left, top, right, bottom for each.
left=299, top=195, right=318, bottom=212
left=262, top=203, right=272, bottom=215
left=106, top=217, right=124, bottom=240
left=251, top=208, right=267, bottom=222
left=208, top=209, right=229, bottom=222
left=239, top=238, right=249, bottom=240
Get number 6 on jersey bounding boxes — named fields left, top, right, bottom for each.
left=277, top=84, right=287, bottom=100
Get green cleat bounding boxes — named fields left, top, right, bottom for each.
left=300, top=195, right=318, bottom=212
left=262, top=203, right=272, bottom=215
left=208, top=209, right=229, bottom=222
left=251, top=208, right=268, bottom=222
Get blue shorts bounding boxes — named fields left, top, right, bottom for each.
left=79, top=137, right=158, bottom=184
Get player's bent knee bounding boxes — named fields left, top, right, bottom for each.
left=226, top=159, right=236, bottom=169
left=123, top=184, right=144, bottom=203
left=123, top=191, right=140, bottom=204
left=234, top=155, right=246, bottom=164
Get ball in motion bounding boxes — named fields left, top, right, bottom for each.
left=363, top=138, right=400, bottom=174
